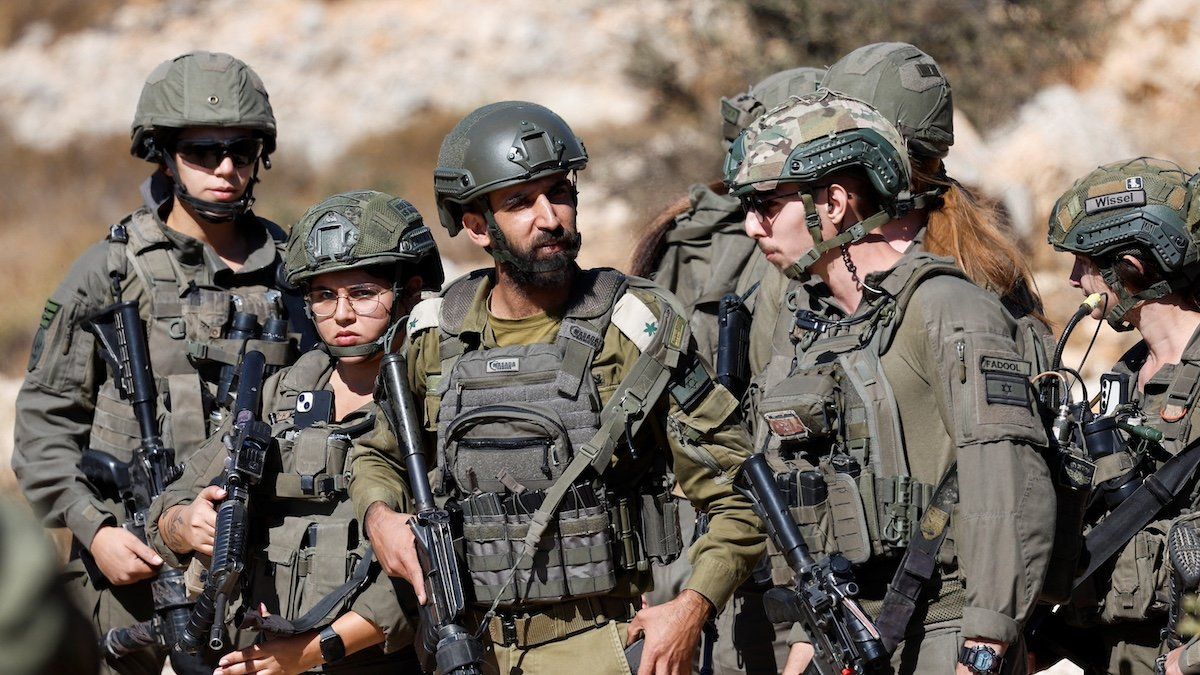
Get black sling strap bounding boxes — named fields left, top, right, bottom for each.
left=1073, top=437, right=1200, bottom=591
left=874, top=464, right=959, bottom=651
left=239, top=550, right=377, bottom=635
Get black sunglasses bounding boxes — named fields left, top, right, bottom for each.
left=175, top=137, right=264, bottom=170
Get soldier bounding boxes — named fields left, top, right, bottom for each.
left=631, top=65, right=824, bottom=675
left=747, top=42, right=1049, bottom=378
left=725, top=91, right=1053, bottom=674
left=148, top=190, right=442, bottom=673
left=12, top=51, right=307, bottom=675
left=349, top=101, right=765, bottom=674
left=1044, top=158, right=1200, bottom=675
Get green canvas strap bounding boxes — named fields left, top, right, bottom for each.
left=784, top=208, right=893, bottom=280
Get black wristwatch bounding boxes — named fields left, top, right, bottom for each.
left=958, top=644, right=1001, bottom=674
left=319, top=625, right=346, bottom=664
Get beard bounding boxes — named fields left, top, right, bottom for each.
left=494, top=226, right=583, bottom=288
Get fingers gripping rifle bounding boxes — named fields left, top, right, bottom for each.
left=734, top=454, right=889, bottom=675
left=78, top=301, right=193, bottom=663
left=179, top=350, right=271, bottom=654
left=379, top=352, right=483, bottom=675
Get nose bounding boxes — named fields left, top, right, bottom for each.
left=332, top=294, right=356, bottom=325
left=214, top=154, right=237, bottom=179
left=531, top=193, right=563, bottom=230
left=744, top=210, right=766, bottom=239
left=1068, top=256, right=1085, bottom=289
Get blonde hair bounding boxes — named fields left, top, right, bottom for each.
left=915, top=158, right=1047, bottom=325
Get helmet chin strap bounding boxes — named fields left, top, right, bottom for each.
left=1098, top=264, right=1175, bottom=332
left=317, top=287, right=404, bottom=359
left=782, top=191, right=898, bottom=281
left=161, top=152, right=264, bottom=224
left=327, top=341, right=384, bottom=358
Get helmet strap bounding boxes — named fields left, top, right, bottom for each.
left=161, top=151, right=260, bottom=224
left=327, top=341, right=384, bottom=358
left=1098, top=264, right=1176, bottom=331
left=784, top=192, right=894, bottom=280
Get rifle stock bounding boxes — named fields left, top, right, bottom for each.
left=379, top=352, right=483, bottom=675
left=734, top=454, right=889, bottom=675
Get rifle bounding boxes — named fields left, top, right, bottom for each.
left=77, top=300, right=195, bottom=665
left=734, top=454, right=889, bottom=675
left=378, top=352, right=484, bottom=675
left=179, top=350, right=271, bottom=654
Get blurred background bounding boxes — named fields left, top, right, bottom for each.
left=0, top=0, right=1186, bottom=505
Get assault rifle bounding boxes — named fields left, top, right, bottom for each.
left=734, top=454, right=889, bottom=675
left=77, top=300, right=195, bottom=667
left=179, top=350, right=271, bottom=654
left=378, top=352, right=483, bottom=675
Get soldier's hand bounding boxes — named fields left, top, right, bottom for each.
left=216, top=606, right=318, bottom=675
left=782, top=642, right=814, bottom=675
left=627, top=588, right=711, bottom=675
left=365, top=501, right=427, bottom=604
left=1162, top=645, right=1183, bottom=675
left=89, top=525, right=162, bottom=585
left=162, top=485, right=226, bottom=556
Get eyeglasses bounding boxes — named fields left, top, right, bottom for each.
left=175, top=137, right=264, bottom=170
left=739, top=190, right=802, bottom=219
left=306, top=285, right=392, bottom=318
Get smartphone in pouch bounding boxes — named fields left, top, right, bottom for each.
left=293, top=390, right=334, bottom=428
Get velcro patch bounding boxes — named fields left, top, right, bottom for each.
left=406, top=297, right=442, bottom=337
left=613, top=292, right=659, bottom=352
left=667, top=316, right=687, bottom=351
left=979, top=355, right=1031, bottom=377
left=984, top=372, right=1030, bottom=407
left=763, top=411, right=810, bottom=440
left=563, top=323, right=604, bottom=351
left=40, top=299, right=61, bottom=329
left=1084, top=189, right=1145, bottom=214
left=486, top=357, right=520, bottom=374
left=669, top=359, right=714, bottom=413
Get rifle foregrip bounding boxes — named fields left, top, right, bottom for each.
left=180, top=582, right=219, bottom=654
left=102, top=621, right=156, bottom=658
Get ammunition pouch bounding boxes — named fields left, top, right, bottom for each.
left=251, top=514, right=369, bottom=625
left=272, top=427, right=352, bottom=500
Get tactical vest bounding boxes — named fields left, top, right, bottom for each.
left=425, top=269, right=683, bottom=607
left=88, top=209, right=294, bottom=464
left=755, top=255, right=967, bottom=582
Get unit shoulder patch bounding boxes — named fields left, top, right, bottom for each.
left=613, top=292, right=660, bottom=352
left=406, top=297, right=442, bottom=337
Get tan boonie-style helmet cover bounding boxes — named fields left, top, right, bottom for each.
left=1048, top=157, right=1200, bottom=327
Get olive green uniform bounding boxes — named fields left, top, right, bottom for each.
left=147, top=349, right=418, bottom=672
left=1048, top=327, right=1200, bottom=674
left=12, top=182, right=294, bottom=675
left=350, top=268, right=764, bottom=674
left=752, top=250, right=1054, bottom=673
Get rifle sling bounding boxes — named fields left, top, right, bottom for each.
left=875, top=463, right=959, bottom=652
left=1073, top=437, right=1200, bottom=591
left=239, top=549, right=377, bottom=636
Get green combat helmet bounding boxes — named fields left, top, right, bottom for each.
left=131, top=51, right=277, bottom=223
left=433, top=101, right=587, bottom=269
left=720, top=66, right=827, bottom=145
left=821, top=42, right=953, bottom=160
left=1048, top=157, right=1200, bottom=329
left=285, top=190, right=443, bottom=357
left=724, top=90, right=912, bottom=278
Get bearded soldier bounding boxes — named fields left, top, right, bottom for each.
left=349, top=101, right=765, bottom=674
left=13, top=51, right=307, bottom=674
left=726, top=91, right=1053, bottom=674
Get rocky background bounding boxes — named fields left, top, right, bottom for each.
left=0, top=1, right=1193, bottom=668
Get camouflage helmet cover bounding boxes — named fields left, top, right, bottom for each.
left=1048, top=157, right=1200, bottom=327
left=131, top=51, right=277, bottom=161
left=821, top=42, right=953, bottom=159
left=285, top=190, right=443, bottom=289
left=724, top=90, right=911, bottom=201
left=433, top=101, right=588, bottom=236
left=721, top=66, right=827, bottom=144
left=1048, top=157, right=1198, bottom=275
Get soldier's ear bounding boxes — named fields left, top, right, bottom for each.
left=461, top=211, right=491, bottom=248
left=824, top=183, right=853, bottom=229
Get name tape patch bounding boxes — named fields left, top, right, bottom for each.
left=486, top=357, right=520, bottom=374
left=1084, top=189, right=1145, bottom=215
left=979, top=356, right=1032, bottom=377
